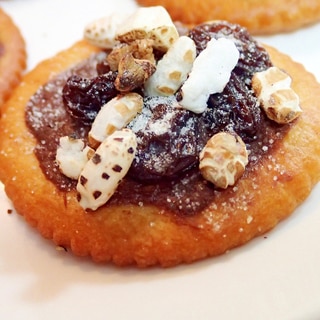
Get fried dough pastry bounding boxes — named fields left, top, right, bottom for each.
left=1, top=30, right=320, bottom=267
left=0, top=8, right=26, bottom=110
left=136, top=0, right=320, bottom=34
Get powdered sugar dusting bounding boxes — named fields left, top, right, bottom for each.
left=129, top=95, right=180, bottom=134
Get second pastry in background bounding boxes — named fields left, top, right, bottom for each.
left=136, top=0, right=320, bottom=34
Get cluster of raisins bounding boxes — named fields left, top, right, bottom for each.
left=128, top=96, right=206, bottom=181
left=204, top=73, right=261, bottom=142
left=188, top=21, right=272, bottom=80
left=61, top=21, right=273, bottom=181
left=62, top=72, right=118, bottom=124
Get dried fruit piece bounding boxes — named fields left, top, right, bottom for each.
left=128, top=95, right=206, bottom=180
left=62, top=72, right=118, bottom=124
left=188, top=21, right=272, bottom=81
left=204, top=73, right=262, bottom=142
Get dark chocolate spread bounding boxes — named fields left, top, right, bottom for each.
left=25, top=22, right=290, bottom=216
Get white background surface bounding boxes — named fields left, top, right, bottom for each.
left=1, top=1, right=320, bottom=319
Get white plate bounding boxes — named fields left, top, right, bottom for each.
left=1, top=1, right=320, bottom=319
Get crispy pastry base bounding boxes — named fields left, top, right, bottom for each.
left=137, top=0, right=320, bottom=35
left=0, top=40, right=320, bottom=267
left=0, top=8, right=26, bottom=110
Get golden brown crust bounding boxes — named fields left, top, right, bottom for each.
left=1, top=40, right=320, bottom=267
left=0, top=8, right=26, bottom=110
left=136, top=0, right=320, bottom=35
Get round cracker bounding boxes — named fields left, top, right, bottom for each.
left=136, top=0, right=320, bottom=35
left=0, top=40, right=320, bottom=267
left=0, top=8, right=26, bottom=110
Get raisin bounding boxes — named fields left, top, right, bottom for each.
left=96, top=59, right=111, bottom=75
left=188, top=21, right=272, bottom=81
left=62, top=71, right=118, bottom=124
left=128, top=96, right=206, bottom=181
left=204, top=73, right=262, bottom=142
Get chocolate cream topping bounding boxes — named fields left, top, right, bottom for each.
left=25, top=22, right=291, bottom=216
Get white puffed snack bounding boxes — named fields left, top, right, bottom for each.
left=88, top=93, right=143, bottom=149
left=84, top=13, right=129, bottom=49
left=199, top=132, right=248, bottom=189
left=116, top=6, right=179, bottom=52
left=56, top=136, right=94, bottom=180
left=77, top=129, right=137, bottom=211
left=144, top=36, right=196, bottom=96
left=252, top=66, right=302, bottom=124
left=179, top=37, right=239, bottom=114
